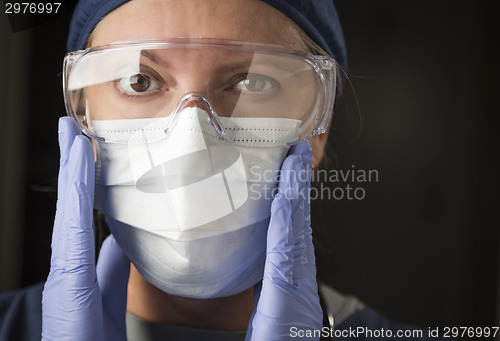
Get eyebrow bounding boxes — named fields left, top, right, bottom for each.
left=140, top=49, right=299, bottom=73
left=214, top=61, right=253, bottom=74
left=214, top=57, right=302, bottom=74
left=140, top=50, right=171, bottom=68
left=141, top=49, right=253, bottom=73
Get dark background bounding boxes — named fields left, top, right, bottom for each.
left=0, top=0, right=498, bottom=335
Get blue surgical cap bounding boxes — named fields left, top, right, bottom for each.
left=67, top=0, right=347, bottom=66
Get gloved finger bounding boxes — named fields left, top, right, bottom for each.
left=58, top=117, right=83, bottom=170
left=292, top=189, right=318, bottom=294
left=291, top=190, right=308, bottom=279
left=257, top=194, right=294, bottom=327
left=97, top=235, right=130, bottom=337
left=302, top=175, right=317, bottom=281
left=299, top=144, right=318, bottom=281
left=277, top=152, right=312, bottom=282
left=289, top=140, right=312, bottom=207
left=63, top=135, right=96, bottom=287
left=51, top=117, right=85, bottom=268
left=57, top=117, right=83, bottom=191
left=287, top=142, right=317, bottom=281
left=265, top=154, right=304, bottom=284
left=283, top=156, right=308, bottom=281
left=280, top=154, right=307, bottom=207
left=288, top=141, right=313, bottom=173
left=280, top=151, right=308, bottom=244
left=287, top=140, right=312, bottom=211
left=289, top=144, right=319, bottom=304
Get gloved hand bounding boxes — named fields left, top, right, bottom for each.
left=246, top=141, right=323, bottom=340
left=42, top=117, right=130, bottom=341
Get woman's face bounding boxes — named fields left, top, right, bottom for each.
left=91, top=0, right=329, bottom=165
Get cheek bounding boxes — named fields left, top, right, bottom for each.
left=86, top=86, right=108, bottom=120
left=87, top=84, right=139, bottom=120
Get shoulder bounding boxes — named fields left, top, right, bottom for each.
left=319, top=283, right=446, bottom=340
left=0, top=282, right=43, bottom=341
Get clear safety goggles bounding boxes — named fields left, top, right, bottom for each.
left=63, top=38, right=337, bottom=145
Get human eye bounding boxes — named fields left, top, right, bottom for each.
left=232, top=74, right=280, bottom=95
left=115, top=68, right=164, bottom=97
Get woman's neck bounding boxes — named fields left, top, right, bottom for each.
left=126, top=264, right=254, bottom=331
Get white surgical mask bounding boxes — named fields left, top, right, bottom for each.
left=93, top=107, right=300, bottom=298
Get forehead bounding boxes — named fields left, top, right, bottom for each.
left=91, top=0, right=306, bottom=50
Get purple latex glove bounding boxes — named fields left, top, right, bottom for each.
left=246, top=141, right=323, bottom=340
left=42, top=117, right=130, bottom=341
